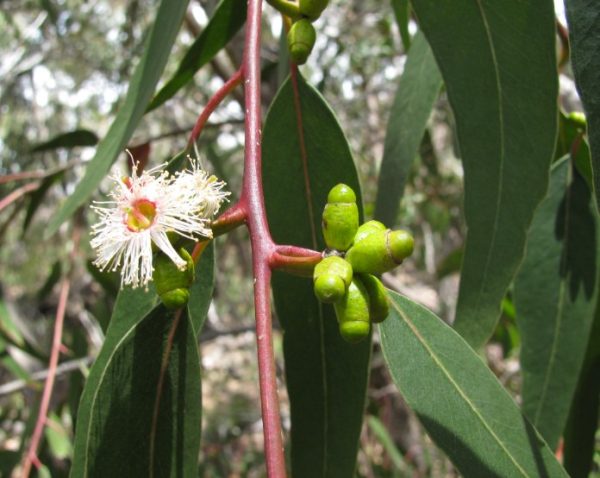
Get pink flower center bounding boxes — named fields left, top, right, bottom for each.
left=124, top=198, right=157, bottom=232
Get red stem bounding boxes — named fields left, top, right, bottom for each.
left=21, top=227, right=80, bottom=477
left=240, top=0, right=287, bottom=475
left=186, top=67, right=244, bottom=149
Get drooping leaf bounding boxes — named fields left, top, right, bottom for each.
left=263, top=73, right=370, bottom=477
left=147, top=0, right=246, bottom=112
left=72, top=246, right=214, bottom=476
left=29, top=129, right=98, bottom=152
left=390, top=0, right=412, bottom=51
left=411, top=0, right=558, bottom=348
left=380, top=291, right=568, bottom=477
left=564, top=0, right=600, bottom=210
left=47, top=0, right=190, bottom=236
left=563, top=302, right=600, bottom=478
left=374, top=31, right=442, bottom=226
left=513, top=157, right=599, bottom=450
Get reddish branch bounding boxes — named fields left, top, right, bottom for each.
left=21, top=226, right=81, bottom=478
left=239, top=0, right=288, bottom=475
left=187, top=67, right=244, bottom=149
left=0, top=181, right=40, bottom=213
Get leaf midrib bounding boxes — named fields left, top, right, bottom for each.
left=385, top=298, right=530, bottom=477
left=467, top=0, right=506, bottom=325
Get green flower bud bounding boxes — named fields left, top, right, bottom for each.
left=322, top=184, right=359, bottom=251
left=345, top=229, right=414, bottom=274
left=358, top=274, right=389, bottom=323
left=299, top=0, right=329, bottom=20
left=313, top=256, right=353, bottom=303
left=152, top=248, right=195, bottom=309
left=353, top=220, right=386, bottom=245
left=327, top=183, right=356, bottom=204
left=314, top=274, right=345, bottom=303
left=334, top=278, right=370, bottom=343
left=287, top=19, right=316, bottom=65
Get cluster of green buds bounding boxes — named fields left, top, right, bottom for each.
left=152, top=247, right=195, bottom=309
left=267, top=0, right=330, bottom=64
left=314, top=184, right=414, bottom=343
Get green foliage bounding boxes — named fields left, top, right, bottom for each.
left=374, top=31, right=442, bottom=226
left=147, top=0, right=247, bottom=112
left=380, top=291, right=568, bottom=477
left=3, top=1, right=600, bottom=476
left=412, top=0, right=559, bottom=349
left=514, top=158, right=599, bottom=449
left=71, top=246, right=214, bottom=476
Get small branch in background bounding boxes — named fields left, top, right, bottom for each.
left=21, top=225, right=81, bottom=477
left=129, top=119, right=244, bottom=149
left=0, top=181, right=40, bottom=213
left=187, top=67, right=244, bottom=149
left=184, top=9, right=246, bottom=109
left=0, top=159, right=81, bottom=186
left=0, top=356, right=94, bottom=397
left=199, top=324, right=258, bottom=343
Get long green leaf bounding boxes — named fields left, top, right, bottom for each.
left=411, top=0, right=558, bottom=348
left=374, top=31, right=442, bottom=226
left=72, top=249, right=214, bottom=476
left=147, top=0, right=246, bottom=112
left=380, top=292, right=568, bottom=478
left=563, top=302, right=600, bottom=478
left=513, top=158, right=599, bottom=449
left=47, top=0, right=190, bottom=236
left=263, top=74, right=370, bottom=477
left=564, top=0, right=600, bottom=210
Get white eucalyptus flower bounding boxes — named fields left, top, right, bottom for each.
left=90, top=160, right=229, bottom=289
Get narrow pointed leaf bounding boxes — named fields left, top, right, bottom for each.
left=411, top=0, right=558, bottom=348
left=147, top=0, right=246, bottom=112
left=29, top=129, right=98, bottom=152
left=514, top=158, right=599, bottom=449
left=374, top=31, right=442, bottom=226
left=564, top=0, right=600, bottom=210
left=47, top=0, right=190, bottom=236
left=380, top=292, right=568, bottom=478
left=390, top=0, right=412, bottom=51
left=72, top=249, right=214, bottom=476
left=263, top=74, right=370, bottom=477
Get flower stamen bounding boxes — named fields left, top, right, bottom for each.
left=125, top=198, right=157, bottom=232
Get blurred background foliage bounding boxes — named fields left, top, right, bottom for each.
left=0, top=0, right=596, bottom=476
